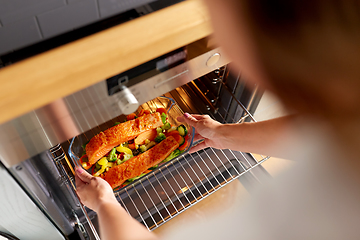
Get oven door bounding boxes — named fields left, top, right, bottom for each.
left=0, top=163, right=65, bottom=240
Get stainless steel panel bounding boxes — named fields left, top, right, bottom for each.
left=7, top=149, right=82, bottom=236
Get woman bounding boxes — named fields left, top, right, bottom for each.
left=75, top=0, right=360, bottom=239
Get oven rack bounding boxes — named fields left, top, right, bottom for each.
left=52, top=73, right=268, bottom=236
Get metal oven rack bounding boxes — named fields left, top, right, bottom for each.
left=50, top=68, right=269, bottom=237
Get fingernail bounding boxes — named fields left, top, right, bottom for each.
left=76, top=167, right=83, bottom=174
left=184, top=113, right=191, bottom=119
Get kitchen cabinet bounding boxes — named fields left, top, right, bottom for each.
left=0, top=0, right=212, bottom=125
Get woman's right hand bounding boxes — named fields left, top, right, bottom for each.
left=177, top=113, right=227, bottom=153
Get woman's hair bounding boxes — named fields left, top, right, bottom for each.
left=242, top=0, right=360, bottom=118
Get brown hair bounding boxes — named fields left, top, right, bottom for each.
left=243, top=0, right=360, bottom=118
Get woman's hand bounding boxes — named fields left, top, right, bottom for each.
left=177, top=113, right=226, bottom=153
left=75, top=167, right=158, bottom=240
left=178, top=113, right=300, bottom=158
left=74, top=167, right=117, bottom=212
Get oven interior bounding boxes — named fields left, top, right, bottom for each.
left=7, top=65, right=268, bottom=240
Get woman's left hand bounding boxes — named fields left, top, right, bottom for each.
left=74, top=167, right=117, bottom=212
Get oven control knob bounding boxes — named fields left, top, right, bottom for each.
left=117, top=86, right=139, bottom=115
left=206, top=53, right=221, bottom=67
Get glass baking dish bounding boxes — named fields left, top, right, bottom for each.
left=68, top=96, right=195, bottom=192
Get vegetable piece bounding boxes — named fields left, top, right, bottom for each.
left=98, top=157, right=108, bottom=166
left=114, top=122, right=121, bottom=126
left=177, top=124, right=188, bottom=136
left=178, top=135, right=190, bottom=151
left=139, top=145, right=147, bottom=152
left=81, top=141, right=90, bottom=155
left=161, top=122, right=171, bottom=130
left=163, top=149, right=182, bottom=163
left=81, top=162, right=88, bottom=169
left=178, top=136, right=185, bottom=146
left=93, top=161, right=115, bottom=177
left=148, top=164, right=158, bottom=170
left=93, top=161, right=107, bottom=177
left=81, top=143, right=88, bottom=151
left=126, top=113, right=136, bottom=121
left=128, top=143, right=136, bottom=150
left=106, top=162, right=115, bottom=168
left=139, top=141, right=156, bottom=153
left=145, top=141, right=156, bottom=149
left=134, top=129, right=157, bottom=145
left=116, top=153, right=133, bottom=165
left=94, top=162, right=101, bottom=172
left=108, top=148, right=117, bottom=162
left=121, top=142, right=129, bottom=148
left=155, top=133, right=166, bottom=143
left=156, top=108, right=167, bottom=115
left=116, top=146, right=133, bottom=155
left=166, top=130, right=182, bottom=144
left=80, top=154, right=89, bottom=162
left=161, top=112, right=167, bottom=124
left=93, top=167, right=105, bottom=177
left=156, top=127, right=163, bottom=134
left=167, top=126, right=177, bottom=132
left=123, top=153, right=133, bottom=162
left=79, top=155, right=91, bottom=170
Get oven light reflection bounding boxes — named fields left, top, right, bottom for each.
left=179, top=186, right=189, bottom=193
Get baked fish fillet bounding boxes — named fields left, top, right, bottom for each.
left=85, top=112, right=163, bottom=165
left=104, top=136, right=179, bottom=189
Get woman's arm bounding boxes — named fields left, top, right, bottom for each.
left=178, top=113, right=299, bottom=158
left=75, top=167, right=158, bottom=240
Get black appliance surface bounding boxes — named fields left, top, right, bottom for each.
left=0, top=0, right=183, bottom=66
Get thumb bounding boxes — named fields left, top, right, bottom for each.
left=177, top=113, right=198, bottom=128
left=75, top=166, right=94, bottom=184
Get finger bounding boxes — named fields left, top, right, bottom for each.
left=177, top=114, right=198, bottom=124
left=189, top=141, right=208, bottom=153
left=189, top=114, right=211, bottom=120
left=75, top=166, right=94, bottom=184
left=74, top=172, right=86, bottom=189
left=177, top=116, right=185, bottom=122
left=74, top=175, right=86, bottom=207
left=178, top=113, right=199, bottom=128
left=178, top=114, right=211, bottom=123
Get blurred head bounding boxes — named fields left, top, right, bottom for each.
left=206, top=0, right=360, bottom=120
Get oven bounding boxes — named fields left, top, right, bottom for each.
left=0, top=1, right=269, bottom=239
